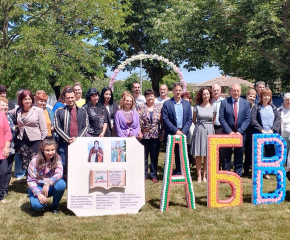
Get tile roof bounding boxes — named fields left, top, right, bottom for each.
left=195, top=76, right=254, bottom=88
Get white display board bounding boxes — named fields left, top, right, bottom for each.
left=67, top=137, right=145, bottom=217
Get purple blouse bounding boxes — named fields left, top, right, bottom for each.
left=115, top=109, right=140, bottom=137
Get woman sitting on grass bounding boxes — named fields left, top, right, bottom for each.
left=27, top=137, right=66, bottom=214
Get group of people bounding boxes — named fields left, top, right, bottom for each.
left=0, top=80, right=289, bottom=213
left=191, top=81, right=290, bottom=182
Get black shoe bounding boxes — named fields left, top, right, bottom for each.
left=50, top=205, right=59, bottom=214
left=4, top=191, right=9, bottom=197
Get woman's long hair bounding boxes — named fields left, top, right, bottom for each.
left=195, top=87, right=213, bottom=105
left=100, top=87, right=114, bottom=106
left=119, top=92, right=135, bottom=110
left=36, top=138, right=59, bottom=171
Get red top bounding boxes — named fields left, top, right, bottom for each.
left=69, top=107, right=78, bottom=138
left=0, top=111, right=12, bottom=160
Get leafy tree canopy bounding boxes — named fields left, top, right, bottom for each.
left=159, top=0, right=290, bottom=91
left=160, top=73, right=179, bottom=91
left=0, top=0, right=130, bottom=98
left=102, top=0, right=211, bottom=94
left=112, top=72, right=151, bottom=102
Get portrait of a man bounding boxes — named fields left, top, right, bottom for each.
left=88, top=140, right=104, bottom=162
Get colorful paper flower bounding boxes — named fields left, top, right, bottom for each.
left=252, top=134, right=287, bottom=205
left=207, top=135, right=243, bottom=208
left=160, top=135, right=195, bottom=212
left=108, top=54, right=187, bottom=92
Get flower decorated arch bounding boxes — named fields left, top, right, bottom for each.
left=109, top=53, right=187, bottom=92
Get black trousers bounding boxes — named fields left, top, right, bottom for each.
left=0, top=159, right=8, bottom=200
left=222, top=140, right=245, bottom=176
left=244, top=126, right=253, bottom=175
left=174, top=143, right=181, bottom=175
left=5, top=154, right=14, bottom=192
left=141, top=138, right=160, bottom=179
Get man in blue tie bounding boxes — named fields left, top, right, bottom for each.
left=219, top=84, right=251, bottom=176
left=162, top=82, right=192, bottom=175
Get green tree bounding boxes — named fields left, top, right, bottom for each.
left=103, top=0, right=195, bottom=94
left=0, top=0, right=130, bottom=98
left=160, top=73, right=179, bottom=91
left=159, top=0, right=290, bottom=91
left=241, top=84, right=251, bottom=95
left=124, top=72, right=151, bottom=94
left=113, top=80, right=127, bottom=103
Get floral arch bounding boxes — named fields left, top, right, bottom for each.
left=109, top=53, right=187, bottom=92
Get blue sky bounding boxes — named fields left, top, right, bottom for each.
left=106, top=66, right=222, bottom=84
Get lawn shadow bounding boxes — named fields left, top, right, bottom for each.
left=59, top=202, right=75, bottom=216
left=10, top=178, right=27, bottom=194
left=20, top=202, right=45, bottom=217
left=243, top=193, right=252, bottom=203
left=157, top=166, right=164, bottom=181
left=194, top=196, right=207, bottom=206
left=148, top=198, right=160, bottom=209
left=20, top=201, right=75, bottom=216
left=148, top=198, right=188, bottom=209
left=285, top=190, right=290, bottom=202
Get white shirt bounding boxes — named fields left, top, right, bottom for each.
left=281, top=106, right=290, bottom=137
left=154, top=96, right=169, bottom=104
left=106, top=105, right=114, bottom=124
left=213, top=96, right=224, bottom=126
left=134, top=95, right=146, bottom=105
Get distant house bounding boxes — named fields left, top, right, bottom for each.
left=194, top=76, right=254, bottom=97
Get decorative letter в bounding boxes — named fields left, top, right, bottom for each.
left=160, top=135, right=195, bottom=212
left=207, top=135, right=243, bottom=208
left=252, top=134, right=287, bottom=205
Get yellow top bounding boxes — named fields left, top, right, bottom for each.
left=44, top=109, right=52, bottom=136
left=75, top=98, right=86, bottom=107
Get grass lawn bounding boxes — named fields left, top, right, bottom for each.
left=1, top=152, right=290, bottom=240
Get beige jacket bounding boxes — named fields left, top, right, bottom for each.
left=10, top=106, right=48, bottom=141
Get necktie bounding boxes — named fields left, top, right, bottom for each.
left=234, top=100, right=238, bottom=130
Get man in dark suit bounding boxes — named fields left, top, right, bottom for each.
left=162, top=82, right=192, bottom=175
left=219, top=84, right=251, bottom=176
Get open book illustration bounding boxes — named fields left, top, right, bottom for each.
left=89, top=168, right=126, bottom=190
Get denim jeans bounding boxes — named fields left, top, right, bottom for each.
left=58, top=144, right=68, bottom=177
left=5, top=154, right=14, bottom=192
left=28, top=179, right=66, bottom=211
left=14, top=153, right=26, bottom=178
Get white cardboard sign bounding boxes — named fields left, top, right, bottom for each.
left=67, top=137, right=145, bottom=217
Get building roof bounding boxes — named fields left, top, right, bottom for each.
left=195, top=76, right=254, bottom=88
